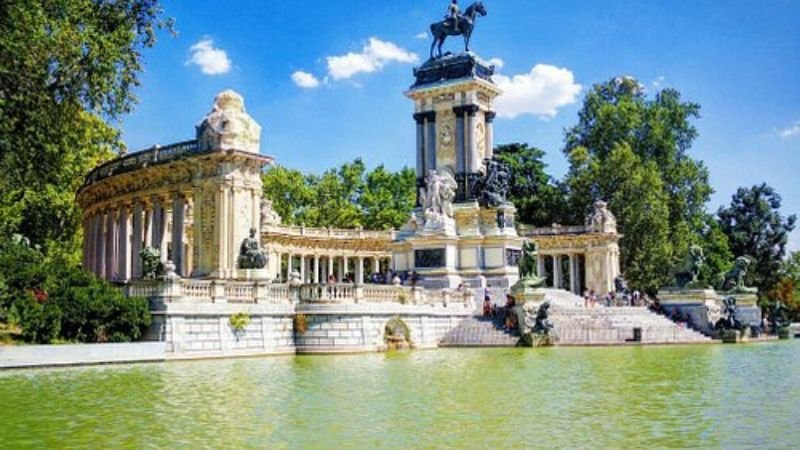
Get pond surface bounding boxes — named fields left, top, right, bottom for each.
left=1, top=341, right=798, bottom=449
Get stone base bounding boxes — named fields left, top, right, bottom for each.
left=235, top=268, right=271, bottom=281
left=658, top=288, right=718, bottom=305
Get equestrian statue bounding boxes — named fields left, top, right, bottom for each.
left=429, top=1, right=488, bottom=59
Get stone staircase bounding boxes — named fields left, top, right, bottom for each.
left=439, top=316, right=520, bottom=347
left=550, top=307, right=713, bottom=345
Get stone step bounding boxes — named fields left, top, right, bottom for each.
left=439, top=316, right=519, bottom=347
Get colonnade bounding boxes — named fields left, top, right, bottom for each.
left=536, top=253, right=586, bottom=295
left=82, top=192, right=192, bottom=282
left=278, top=253, right=392, bottom=284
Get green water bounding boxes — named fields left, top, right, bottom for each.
left=1, top=342, right=798, bottom=449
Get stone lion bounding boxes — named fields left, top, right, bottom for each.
left=720, top=256, right=754, bottom=292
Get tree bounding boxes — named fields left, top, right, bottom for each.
left=717, top=183, right=797, bottom=293
left=0, top=0, right=171, bottom=258
left=493, top=143, right=567, bottom=227
left=262, top=159, right=416, bottom=230
left=561, top=77, right=713, bottom=291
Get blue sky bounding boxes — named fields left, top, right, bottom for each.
left=121, top=0, right=800, bottom=249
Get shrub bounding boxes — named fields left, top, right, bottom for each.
left=48, top=267, right=151, bottom=343
left=16, top=296, right=62, bottom=344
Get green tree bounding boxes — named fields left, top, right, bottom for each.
left=493, top=143, right=567, bottom=227
left=562, top=77, right=712, bottom=291
left=360, top=165, right=416, bottom=230
left=262, top=159, right=416, bottom=230
left=717, top=183, right=797, bottom=293
left=697, top=214, right=734, bottom=284
left=0, top=0, right=171, bottom=258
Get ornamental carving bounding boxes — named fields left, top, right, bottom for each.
left=475, top=119, right=486, bottom=161
left=436, top=110, right=456, bottom=171
left=586, top=200, right=617, bottom=234
left=196, top=90, right=261, bottom=154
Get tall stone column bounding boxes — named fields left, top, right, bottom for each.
left=553, top=255, right=562, bottom=290
left=466, top=106, right=479, bottom=172
left=105, top=210, right=116, bottom=280
left=569, top=254, right=578, bottom=294
left=356, top=257, right=364, bottom=285
left=485, top=111, right=496, bottom=160
left=171, top=193, right=186, bottom=275
left=313, top=255, right=320, bottom=284
left=131, top=199, right=144, bottom=278
left=150, top=195, right=165, bottom=259
left=300, top=255, right=306, bottom=283
left=425, top=112, right=437, bottom=172
left=286, top=253, right=293, bottom=280
left=117, top=205, right=130, bottom=281
left=327, top=256, right=334, bottom=281
left=97, top=213, right=105, bottom=276
left=537, top=255, right=546, bottom=284
left=373, top=257, right=380, bottom=275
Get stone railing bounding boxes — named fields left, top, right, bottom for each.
left=81, top=139, right=201, bottom=188
left=126, top=278, right=293, bottom=305
left=262, top=224, right=396, bottom=241
left=518, top=224, right=590, bottom=236
left=297, top=283, right=472, bottom=308
left=124, top=279, right=474, bottom=309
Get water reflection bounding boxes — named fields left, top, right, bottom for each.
left=0, top=342, right=798, bottom=448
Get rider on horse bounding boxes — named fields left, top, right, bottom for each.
left=446, top=0, right=460, bottom=31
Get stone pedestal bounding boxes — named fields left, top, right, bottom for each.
left=237, top=269, right=271, bottom=281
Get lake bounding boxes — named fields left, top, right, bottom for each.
left=1, top=341, right=798, bottom=448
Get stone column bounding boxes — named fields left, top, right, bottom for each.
left=327, top=256, right=334, bottom=281
left=553, top=255, right=562, bottom=290
left=313, top=255, right=320, bottom=284
left=96, top=212, right=106, bottom=277
left=356, top=257, right=364, bottom=285
left=537, top=255, right=546, bottom=284
left=117, top=205, right=130, bottom=281
left=414, top=113, right=426, bottom=178
left=131, top=199, right=144, bottom=278
left=105, top=210, right=116, bottom=280
left=425, top=112, right=437, bottom=171
left=171, top=193, right=186, bottom=275
left=300, top=255, right=306, bottom=283
left=373, top=257, right=380, bottom=275
left=569, top=254, right=578, bottom=294
left=150, top=195, right=165, bottom=259
left=466, top=106, right=479, bottom=172
left=485, top=111, right=496, bottom=160
left=286, top=253, right=293, bottom=281
left=454, top=108, right=466, bottom=173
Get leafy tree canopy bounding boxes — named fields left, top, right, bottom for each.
left=0, top=0, right=171, bottom=257
left=717, top=183, right=797, bottom=293
left=561, top=77, right=713, bottom=291
left=262, top=159, right=415, bottom=230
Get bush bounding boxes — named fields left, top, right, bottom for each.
left=48, top=267, right=151, bottom=343
left=16, top=296, right=62, bottom=344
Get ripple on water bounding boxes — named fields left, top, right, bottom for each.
left=1, top=342, right=798, bottom=448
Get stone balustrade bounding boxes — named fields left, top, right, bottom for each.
left=125, top=279, right=473, bottom=309
left=82, top=140, right=201, bottom=188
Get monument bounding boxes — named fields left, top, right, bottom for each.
left=391, top=1, right=525, bottom=289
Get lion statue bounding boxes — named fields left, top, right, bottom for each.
left=719, top=256, right=756, bottom=293
left=671, top=245, right=705, bottom=289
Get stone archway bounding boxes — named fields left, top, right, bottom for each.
left=384, top=317, right=412, bottom=350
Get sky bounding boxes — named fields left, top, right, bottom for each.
left=120, top=0, right=800, bottom=249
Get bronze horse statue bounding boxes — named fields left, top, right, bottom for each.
left=429, top=2, right=488, bottom=59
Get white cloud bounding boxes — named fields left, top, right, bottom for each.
left=187, top=38, right=231, bottom=75
left=494, top=64, right=582, bottom=119
left=415, top=32, right=429, bottom=40
left=487, top=57, right=505, bottom=70
left=291, top=70, right=320, bottom=89
left=326, top=38, right=419, bottom=80
left=779, top=121, right=800, bottom=139
left=652, top=75, right=666, bottom=89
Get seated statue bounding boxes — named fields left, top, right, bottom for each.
left=532, top=301, right=554, bottom=336
left=237, top=227, right=267, bottom=270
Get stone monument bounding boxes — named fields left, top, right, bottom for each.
left=391, top=2, right=524, bottom=289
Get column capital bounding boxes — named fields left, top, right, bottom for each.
left=413, top=111, right=436, bottom=124
left=453, top=104, right=480, bottom=116
left=485, top=111, right=497, bottom=123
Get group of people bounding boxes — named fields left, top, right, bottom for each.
left=582, top=289, right=643, bottom=308
left=483, top=293, right=519, bottom=331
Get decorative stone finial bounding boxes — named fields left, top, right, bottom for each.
left=586, top=200, right=617, bottom=234
left=196, top=90, right=261, bottom=154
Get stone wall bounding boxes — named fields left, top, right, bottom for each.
left=148, top=300, right=473, bottom=357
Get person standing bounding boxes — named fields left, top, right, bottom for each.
left=446, top=0, right=460, bottom=30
